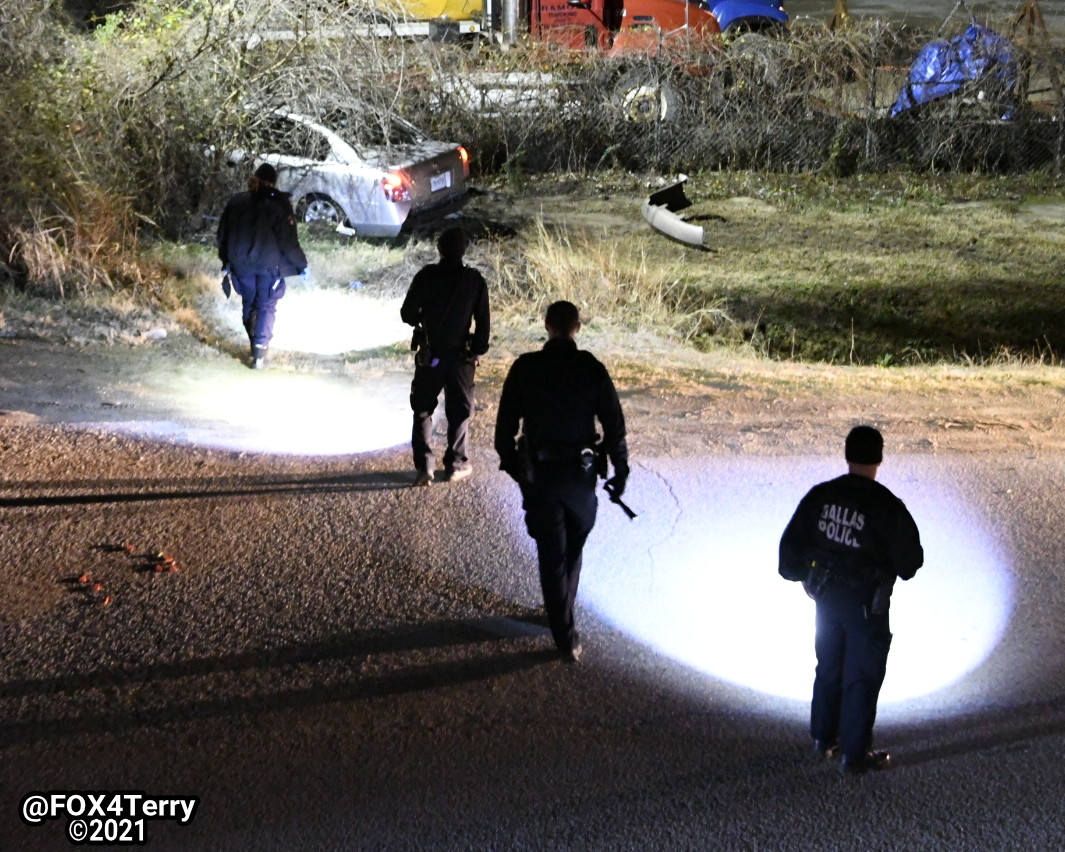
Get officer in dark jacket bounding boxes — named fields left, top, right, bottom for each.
left=779, top=425, right=923, bottom=774
left=401, top=227, right=490, bottom=486
left=495, top=301, right=629, bottom=663
left=217, top=163, right=308, bottom=369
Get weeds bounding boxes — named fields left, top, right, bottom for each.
left=136, top=170, right=1065, bottom=368
left=10, top=184, right=155, bottom=299
left=484, top=219, right=728, bottom=341
left=3, top=1, right=1065, bottom=368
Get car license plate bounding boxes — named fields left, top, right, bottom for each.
left=430, top=171, right=452, bottom=192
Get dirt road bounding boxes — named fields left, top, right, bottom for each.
left=2, top=330, right=1065, bottom=850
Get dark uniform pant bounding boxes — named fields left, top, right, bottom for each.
left=523, top=461, right=598, bottom=653
left=410, top=353, right=475, bottom=472
left=811, top=581, right=893, bottom=760
left=232, top=270, right=286, bottom=350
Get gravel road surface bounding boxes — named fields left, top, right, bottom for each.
left=1, top=334, right=1064, bottom=851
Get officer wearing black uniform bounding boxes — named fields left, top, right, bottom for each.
left=495, top=301, right=629, bottom=663
left=779, top=425, right=923, bottom=774
left=217, top=163, right=308, bottom=369
left=401, top=227, right=490, bottom=486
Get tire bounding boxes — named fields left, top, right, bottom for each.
left=728, top=32, right=792, bottom=89
left=612, top=71, right=682, bottom=123
left=296, top=193, right=345, bottom=226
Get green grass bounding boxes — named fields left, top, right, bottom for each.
left=625, top=172, right=1065, bottom=364
left=142, top=171, right=1065, bottom=367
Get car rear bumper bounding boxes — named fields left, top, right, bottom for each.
left=401, top=192, right=470, bottom=232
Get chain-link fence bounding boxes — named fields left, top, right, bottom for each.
left=376, top=13, right=1065, bottom=178
left=4, top=0, right=1065, bottom=292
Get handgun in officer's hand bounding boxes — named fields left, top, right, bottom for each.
left=604, top=477, right=637, bottom=521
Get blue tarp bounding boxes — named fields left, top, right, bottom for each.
left=890, top=24, right=1019, bottom=119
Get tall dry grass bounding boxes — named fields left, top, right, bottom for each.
left=10, top=184, right=157, bottom=299
left=3, top=0, right=1065, bottom=301
left=485, top=219, right=730, bottom=340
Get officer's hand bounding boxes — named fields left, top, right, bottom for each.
left=300, top=267, right=311, bottom=282
left=605, top=475, right=627, bottom=500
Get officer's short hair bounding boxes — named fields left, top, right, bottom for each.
left=845, top=425, right=883, bottom=465
left=437, top=227, right=468, bottom=260
left=545, top=300, right=580, bottom=336
left=254, top=163, right=278, bottom=184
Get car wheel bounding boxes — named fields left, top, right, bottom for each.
left=612, top=71, right=681, bottom=123
left=297, top=193, right=344, bottom=225
left=728, top=32, right=792, bottom=89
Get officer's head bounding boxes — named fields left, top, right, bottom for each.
left=545, top=300, right=581, bottom=340
left=252, top=163, right=277, bottom=188
left=437, top=227, right=468, bottom=261
left=845, top=425, right=883, bottom=478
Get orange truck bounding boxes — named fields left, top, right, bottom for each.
left=373, top=0, right=789, bottom=120
left=529, top=0, right=787, bottom=53
left=382, top=0, right=788, bottom=50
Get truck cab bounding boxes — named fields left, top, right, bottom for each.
left=528, top=0, right=785, bottom=55
left=531, top=0, right=722, bottom=54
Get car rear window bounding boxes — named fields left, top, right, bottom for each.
left=320, top=109, right=425, bottom=151
left=263, top=116, right=332, bottom=161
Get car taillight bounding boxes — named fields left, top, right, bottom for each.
left=457, top=146, right=470, bottom=175
left=382, top=173, right=410, bottom=203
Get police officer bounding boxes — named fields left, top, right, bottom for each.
left=779, top=425, right=923, bottom=774
left=217, top=163, right=308, bottom=369
left=401, top=227, right=490, bottom=486
left=494, top=301, right=629, bottom=663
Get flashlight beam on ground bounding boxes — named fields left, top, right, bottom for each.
left=219, top=288, right=410, bottom=357
left=581, top=456, right=1013, bottom=713
left=101, top=370, right=411, bottom=456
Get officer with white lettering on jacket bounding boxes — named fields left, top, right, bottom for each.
left=778, top=425, right=923, bottom=774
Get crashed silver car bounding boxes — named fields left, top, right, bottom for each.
left=233, top=110, right=470, bottom=238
